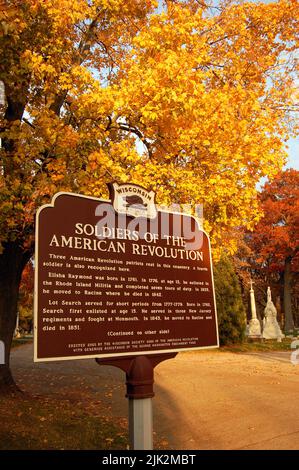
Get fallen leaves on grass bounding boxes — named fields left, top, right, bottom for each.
left=0, top=394, right=128, bottom=450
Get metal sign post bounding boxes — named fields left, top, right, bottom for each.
left=129, top=397, right=153, bottom=450
left=96, top=353, right=176, bottom=450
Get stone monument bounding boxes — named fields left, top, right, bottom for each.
left=14, top=311, right=21, bottom=339
left=262, top=287, right=284, bottom=341
left=247, top=280, right=262, bottom=338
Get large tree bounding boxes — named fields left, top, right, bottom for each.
left=0, top=0, right=298, bottom=389
left=246, top=169, right=299, bottom=331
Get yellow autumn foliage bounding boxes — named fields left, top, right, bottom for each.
left=0, top=0, right=298, bottom=256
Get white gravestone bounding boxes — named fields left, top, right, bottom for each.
left=247, top=281, right=262, bottom=338
left=262, top=287, right=284, bottom=340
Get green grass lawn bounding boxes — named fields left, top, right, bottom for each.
left=6, top=336, right=127, bottom=450
left=220, top=338, right=293, bottom=353
left=181, top=337, right=297, bottom=355
left=220, top=337, right=296, bottom=353
left=0, top=393, right=128, bottom=450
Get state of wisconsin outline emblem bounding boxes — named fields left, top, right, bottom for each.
left=108, top=182, right=157, bottom=219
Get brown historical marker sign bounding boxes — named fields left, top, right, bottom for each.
left=34, top=184, right=219, bottom=362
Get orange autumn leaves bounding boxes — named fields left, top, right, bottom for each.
left=249, top=169, right=299, bottom=270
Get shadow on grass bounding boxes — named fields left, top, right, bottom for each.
left=0, top=392, right=128, bottom=450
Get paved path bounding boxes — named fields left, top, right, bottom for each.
left=11, top=344, right=299, bottom=450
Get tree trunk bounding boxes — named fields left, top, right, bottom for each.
left=284, top=256, right=294, bottom=333
left=0, top=242, right=31, bottom=392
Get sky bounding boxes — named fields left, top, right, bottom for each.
left=286, top=138, right=299, bottom=170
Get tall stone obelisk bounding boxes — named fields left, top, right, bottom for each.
left=14, top=311, right=21, bottom=338
left=247, top=280, right=262, bottom=338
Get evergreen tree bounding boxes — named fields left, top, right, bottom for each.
left=214, top=256, right=246, bottom=345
